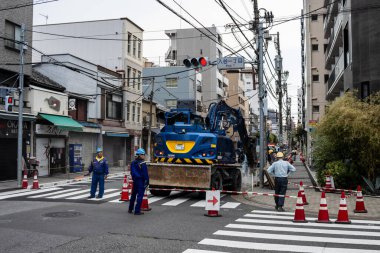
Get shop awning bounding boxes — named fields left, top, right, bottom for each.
left=38, top=113, right=83, bottom=132
left=104, top=132, right=129, bottom=138
left=0, top=111, right=35, bottom=121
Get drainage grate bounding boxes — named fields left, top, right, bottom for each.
left=43, top=211, right=83, bottom=218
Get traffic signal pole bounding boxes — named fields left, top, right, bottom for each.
left=257, top=22, right=265, bottom=187
left=17, top=24, right=25, bottom=187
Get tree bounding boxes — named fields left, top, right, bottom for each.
left=313, top=92, right=380, bottom=188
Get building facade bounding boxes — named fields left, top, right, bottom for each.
left=33, top=18, right=144, bottom=154
left=165, top=27, right=229, bottom=111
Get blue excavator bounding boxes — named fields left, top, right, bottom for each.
left=148, top=100, right=257, bottom=196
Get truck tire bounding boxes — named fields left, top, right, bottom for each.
left=230, top=169, right=242, bottom=191
left=211, top=170, right=223, bottom=190
left=150, top=189, right=171, bottom=196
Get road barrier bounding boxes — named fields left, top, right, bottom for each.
left=120, top=175, right=130, bottom=201
left=147, top=187, right=298, bottom=199
left=293, top=191, right=307, bottom=223
left=335, top=191, right=351, bottom=224
left=316, top=191, right=332, bottom=223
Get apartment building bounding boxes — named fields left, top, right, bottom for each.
left=33, top=18, right=145, bottom=152
left=165, top=27, right=229, bottom=111
left=324, top=0, right=380, bottom=100
left=302, top=0, right=329, bottom=159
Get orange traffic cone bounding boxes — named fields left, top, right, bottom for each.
left=324, top=174, right=334, bottom=192
left=335, top=191, right=351, bottom=224
left=293, top=191, right=308, bottom=223
left=354, top=185, right=367, bottom=213
left=140, top=188, right=151, bottom=211
left=316, top=191, right=332, bottom=223
left=32, top=171, right=39, bottom=189
left=22, top=170, right=28, bottom=189
left=204, top=210, right=222, bottom=217
left=299, top=181, right=309, bottom=205
left=120, top=175, right=130, bottom=201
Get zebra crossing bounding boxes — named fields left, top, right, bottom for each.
left=0, top=186, right=241, bottom=209
left=184, top=210, right=380, bottom=253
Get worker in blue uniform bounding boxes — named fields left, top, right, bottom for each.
left=88, top=147, right=109, bottom=199
left=128, top=148, right=149, bottom=215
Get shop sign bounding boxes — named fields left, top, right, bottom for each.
left=36, top=124, right=68, bottom=136
left=0, top=119, right=29, bottom=137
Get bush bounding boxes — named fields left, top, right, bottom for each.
left=317, top=160, right=360, bottom=190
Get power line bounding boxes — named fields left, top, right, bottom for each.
left=0, top=0, right=59, bottom=12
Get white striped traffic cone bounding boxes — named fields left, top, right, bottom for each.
left=354, top=185, right=367, bottom=213
left=316, top=191, right=332, bottom=223
left=299, top=181, right=308, bottom=205
left=293, top=191, right=307, bottom=223
left=32, top=171, right=39, bottom=189
left=140, top=188, right=151, bottom=211
left=22, top=170, right=28, bottom=189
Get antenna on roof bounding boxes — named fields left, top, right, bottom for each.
left=40, top=13, right=48, bottom=25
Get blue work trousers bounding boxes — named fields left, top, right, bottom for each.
left=274, top=177, right=288, bottom=207
left=90, top=173, right=105, bottom=197
left=129, top=180, right=145, bottom=213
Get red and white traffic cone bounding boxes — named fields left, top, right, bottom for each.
left=204, top=210, right=222, bottom=217
left=128, top=178, right=133, bottom=194
left=120, top=175, right=130, bottom=201
left=316, top=191, right=332, bottom=223
left=299, top=181, right=309, bottom=205
left=140, top=188, right=151, bottom=211
left=335, top=191, right=351, bottom=224
left=32, top=171, right=39, bottom=189
left=324, top=174, right=334, bottom=192
left=21, top=170, right=28, bottom=189
left=354, top=185, right=367, bottom=213
left=293, top=191, right=308, bottom=223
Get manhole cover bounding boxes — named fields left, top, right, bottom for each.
left=43, top=211, right=82, bottom=218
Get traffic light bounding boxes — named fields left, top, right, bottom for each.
left=5, top=95, right=13, bottom=112
left=183, top=57, right=208, bottom=68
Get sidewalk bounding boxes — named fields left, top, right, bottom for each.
left=235, top=159, right=380, bottom=220
left=0, top=166, right=128, bottom=192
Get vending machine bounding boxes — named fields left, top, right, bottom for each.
left=69, top=144, right=83, bottom=173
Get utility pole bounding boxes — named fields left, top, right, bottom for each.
left=17, top=24, right=25, bottom=187
left=146, top=77, right=155, bottom=162
left=257, top=22, right=265, bottom=187
left=275, top=32, right=283, bottom=147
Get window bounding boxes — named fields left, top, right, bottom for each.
left=127, top=33, right=132, bottom=54
left=324, top=74, right=329, bottom=83
left=166, top=99, right=177, bottom=109
left=361, top=81, right=370, bottom=99
left=4, top=20, right=21, bottom=50
left=68, top=98, right=87, bottom=121
left=132, top=36, right=137, bottom=57
left=132, top=103, right=136, bottom=122
left=311, top=14, right=318, bottom=21
left=106, top=94, right=122, bottom=119
left=132, top=69, right=136, bottom=89
left=312, top=105, right=320, bottom=113
left=344, top=25, right=350, bottom=68
left=126, top=101, right=131, bottom=121
left=137, top=103, right=141, bottom=123
left=137, top=71, right=141, bottom=91
left=312, top=44, right=319, bottom=51
left=166, top=78, right=178, bottom=88
left=137, top=39, right=142, bottom=59
left=127, top=67, right=131, bottom=87
left=312, top=75, right=319, bottom=82
left=324, top=43, right=328, bottom=53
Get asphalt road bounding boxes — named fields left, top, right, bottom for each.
left=0, top=176, right=380, bottom=253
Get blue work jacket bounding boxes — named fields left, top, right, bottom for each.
left=89, top=157, right=109, bottom=175
left=130, top=158, right=149, bottom=183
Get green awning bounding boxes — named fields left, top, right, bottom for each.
left=38, top=113, right=83, bottom=132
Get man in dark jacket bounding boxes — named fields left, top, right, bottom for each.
left=88, top=147, right=109, bottom=199
left=128, top=148, right=149, bottom=215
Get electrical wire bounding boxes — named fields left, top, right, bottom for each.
left=0, top=0, right=58, bottom=12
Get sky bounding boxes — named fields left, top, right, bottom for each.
left=32, top=0, right=303, bottom=119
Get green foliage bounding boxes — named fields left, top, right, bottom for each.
left=314, top=91, right=380, bottom=185
left=268, top=133, right=278, bottom=144
left=316, top=160, right=360, bottom=189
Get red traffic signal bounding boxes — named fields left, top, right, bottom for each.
left=7, top=96, right=13, bottom=104
left=4, top=95, right=13, bottom=112
left=183, top=57, right=208, bottom=68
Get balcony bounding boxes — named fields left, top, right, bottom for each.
left=324, top=0, right=339, bottom=38
left=327, top=52, right=344, bottom=99
left=216, top=86, right=225, bottom=97
left=325, top=8, right=343, bottom=69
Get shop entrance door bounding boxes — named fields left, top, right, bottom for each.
left=49, top=147, right=66, bottom=174
left=0, top=139, right=17, bottom=180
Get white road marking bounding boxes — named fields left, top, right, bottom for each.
left=245, top=213, right=380, bottom=225
left=183, top=249, right=230, bottom=253
left=226, top=223, right=380, bottom=237
left=236, top=218, right=380, bottom=230
left=199, top=238, right=380, bottom=253
left=214, top=229, right=380, bottom=246
left=47, top=189, right=90, bottom=199
left=28, top=188, right=78, bottom=198
left=67, top=188, right=118, bottom=200
left=89, top=190, right=122, bottom=201
left=220, top=202, right=240, bottom=209
left=191, top=200, right=206, bottom=207
left=147, top=196, right=165, bottom=204
left=162, top=197, right=189, bottom=206
left=0, top=187, right=62, bottom=200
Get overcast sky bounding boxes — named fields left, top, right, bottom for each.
left=33, top=0, right=303, bottom=118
